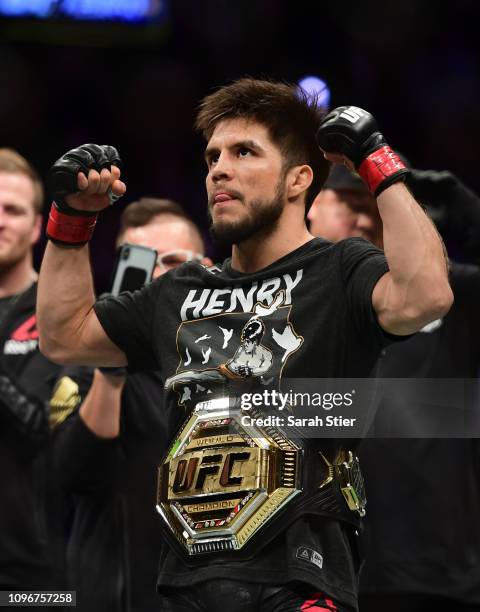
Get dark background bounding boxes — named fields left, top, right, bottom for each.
left=0, top=0, right=479, bottom=289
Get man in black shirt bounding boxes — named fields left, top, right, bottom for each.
left=309, top=163, right=480, bottom=611
left=37, top=81, right=452, bottom=611
left=0, top=149, right=90, bottom=593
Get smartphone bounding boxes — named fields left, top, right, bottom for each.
left=110, top=243, right=157, bottom=296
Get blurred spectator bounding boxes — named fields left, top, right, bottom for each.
left=54, top=198, right=211, bottom=612
left=307, top=187, right=353, bottom=242
left=0, top=149, right=90, bottom=592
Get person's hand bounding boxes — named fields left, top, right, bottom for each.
left=49, top=144, right=126, bottom=213
left=46, top=144, right=126, bottom=247
left=317, top=106, right=409, bottom=196
left=321, top=152, right=356, bottom=172
left=65, top=164, right=125, bottom=213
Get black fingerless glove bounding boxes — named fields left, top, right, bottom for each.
left=317, top=106, right=409, bottom=196
left=46, top=144, right=122, bottom=247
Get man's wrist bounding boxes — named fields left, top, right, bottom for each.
left=95, top=368, right=127, bottom=389
left=46, top=202, right=98, bottom=247
left=358, top=146, right=409, bottom=197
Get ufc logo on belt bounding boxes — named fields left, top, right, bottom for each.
left=172, top=450, right=251, bottom=493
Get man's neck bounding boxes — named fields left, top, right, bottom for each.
left=231, top=212, right=313, bottom=274
left=0, top=256, right=37, bottom=299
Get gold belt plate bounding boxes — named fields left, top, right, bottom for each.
left=156, top=398, right=301, bottom=555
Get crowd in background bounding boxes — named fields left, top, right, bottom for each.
left=0, top=1, right=479, bottom=289
left=1, top=3, right=480, bottom=611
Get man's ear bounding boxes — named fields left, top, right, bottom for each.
left=31, top=214, right=42, bottom=246
left=286, top=165, right=313, bottom=201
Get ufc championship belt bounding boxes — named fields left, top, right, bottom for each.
left=156, top=397, right=366, bottom=556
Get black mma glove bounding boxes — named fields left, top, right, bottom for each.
left=46, top=143, right=122, bottom=247
left=317, top=106, right=409, bottom=197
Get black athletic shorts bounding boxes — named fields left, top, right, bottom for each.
left=157, top=580, right=353, bottom=611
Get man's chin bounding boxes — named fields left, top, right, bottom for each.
left=209, top=188, right=286, bottom=248
left=0, top=251, right=24, bottom=271
left=209, top=221, right=253, bottom=247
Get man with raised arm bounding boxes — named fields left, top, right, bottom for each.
left=37, top=80, right=452, bottom=612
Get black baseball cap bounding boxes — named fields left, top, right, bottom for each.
left=323, top=164, right=366, bottom=191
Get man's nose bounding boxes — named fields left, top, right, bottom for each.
left=211, top=153, right=233, bottom=182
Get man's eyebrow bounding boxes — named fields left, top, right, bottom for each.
left=3, top=202, right=27, bottom=211
left=204, top=146, right=219, bottom=162
left=237, top=139, right=263, bottom=152
left=204, top=139, right=264, bottom=162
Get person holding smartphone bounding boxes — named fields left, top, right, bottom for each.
left=53, top=198, right=211, bottom=612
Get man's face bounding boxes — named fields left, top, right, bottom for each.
left=0, top=172, right=40, bottom=271
left=309, top=186, right=383, bottom=248
left=205, top=118, right=287, bottom=246
left=243, top=339, right=254, bottom=353
left=307, top=188, right=354, bottom=242
left=122, top=215, right=203, bottom=279
left=335, top=188, right=383, bottom=248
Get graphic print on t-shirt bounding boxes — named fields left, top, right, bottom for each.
left=164, top=288, right=304, bottom=407
left=3, top=314, right=39, bottom=355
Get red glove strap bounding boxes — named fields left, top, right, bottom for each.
left=46, top=203, right=98, bottom=245
left=358, top=146, right=406, bottom=195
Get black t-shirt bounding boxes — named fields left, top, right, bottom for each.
left=0, top=283, right=91, bottom=590
left=94, top=237, right=390, bottom=610
left=0, top=295, right=16, bottom=328
left=358, top=262, right=480, bottom=603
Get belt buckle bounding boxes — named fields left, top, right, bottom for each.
left=156, top=397, right=302, bottom=555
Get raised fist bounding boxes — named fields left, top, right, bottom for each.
left=46, top=144, right=126, bottom=247
left=48, top=143, right=125, bottom=213
left=317, top=106, right=409, bottom=196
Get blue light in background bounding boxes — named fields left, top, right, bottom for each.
left=0, top=0, right=166, bottom=21
left=297, top=76, right=331, bottom=109
left=0, top=0, right=54, bottom=17
left=62, top=0, right=156, bottom=21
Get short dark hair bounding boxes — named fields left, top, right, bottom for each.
left=118, top=197, right=204, bottom=251
left=0, top=148, right=44, bottom=213
left=195, top=78, right=330, bottom=212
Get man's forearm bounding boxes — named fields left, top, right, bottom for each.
left=37, top=242, right=96, bottom=361
left=316, top=105, right=453, bottom=332
left=38, top=143, right=127, bottom=365
left=79, top=369, right=124, bottom=438
left=376, top=182, right=452, bottom=325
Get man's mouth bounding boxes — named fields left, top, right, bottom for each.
left=214, top=192, right=237, bottom=204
